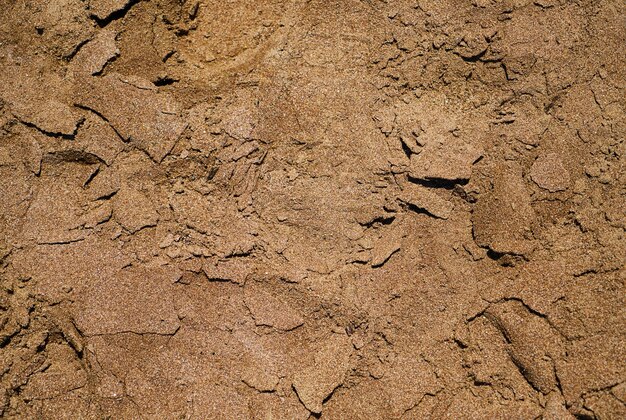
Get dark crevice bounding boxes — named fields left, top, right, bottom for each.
left=509, top=352, right=544, bottom=393
left=468, top=296, right=547, bottom=325
left=573, top=269, right=598, bottom=278
left=407, top=176, right=467, bottom=189
left=93, top=54, right=119, bottom=76
left=90, top=0, right=141, bottom=28
left=162, top=50, right=176, bottom=63
left=322, top=386, right=340, bottom=404
left=471, top=376, right=492, bottom=387
left=484, top=312, right=513, bottom=343
left=452, top=184, right=476, bottom=203
left=63, top=37, right=92, bottom=62
left=553, top=359, right=564, bottom=395
left=205, top=277, right=238, bottom=284
left=19, top=118, right=84, bottom=140
left=174, top=28, right=190, bottom=37
left=500, top=297, right=547, bottom=319
left=83, top=166, right=101, bottom=187
left=154, top=76, right=179, bottom=86
left=453, top=338, right=468, bottom=349
left=38, top=238, right=86, bottom=245
left=241, top=381, right=276, bottom=394
left=457, top=48, right=488, bottom=63
left=405, top=202, right=441, bottom=220
left=486, top=249, right=528, bottom=267
left=22, top=123, right=74, bottom=140
left=371, top=248, right=400, bottom=268
left=95, top=190, right=118, bottom=201
left=486, top=248, right=527, bottom=259
left=501, top=62, right=511, bottom=81
left=486, top=249, right=504, bottom=260
left=188, top=2, right=200, bottom=20
left=74, top=104, right=127, bottom=142
left=534, top=1, right=556, bottom=9
left=43, top=150, right=104, bottom=166
left=400, top=139, right=412, bottom=158
left=466, top=306, right=488, bottom=323
left=358, top=215, right=395, bottom=228
left=0, top=331, right=18, bottom=348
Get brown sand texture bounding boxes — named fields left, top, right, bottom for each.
left=0, top=0, right=624, bottom=418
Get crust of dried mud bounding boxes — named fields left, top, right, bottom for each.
left=0, top=0, right=625, bottom=418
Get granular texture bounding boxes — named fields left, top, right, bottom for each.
left=0, top=0, right=624, bottom=418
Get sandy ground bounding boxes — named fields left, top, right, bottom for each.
left=0, top=0, right=625, bottom=418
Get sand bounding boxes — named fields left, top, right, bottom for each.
left=0, top=0, right=624, bottom=418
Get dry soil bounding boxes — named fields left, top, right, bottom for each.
left=0, top=0, right=625, bottom=418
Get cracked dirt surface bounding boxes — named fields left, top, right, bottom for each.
left=0, top=0, right=625, bottom=418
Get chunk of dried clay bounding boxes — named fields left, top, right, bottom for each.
left=556, top=334, right=624, bottom=406
left=112, top=187, right=158, bottom=233
left=530, top=153, right=570, bottom=192
left=14, top=100, right=81, bottom=137
left=86, top=168, right=120, bottom=201
left=76, top=73, right=187, bottom=162
left=170, top=190, right=215, bottom=235
left=79, top=202, right=112, bottom=229
left=472, top=162, right=535, bottom=256
left=613, top=382, right=626, bottom=404
left=22, top=180, right=88, bottom=244
left=399, top=183, right=453, bottom=219
left=48, top=310, right=84, bottom=354
left=484, top=300, right=564, bottom=394
left=241, top=353, right=280, bottom=392
left=20, top=133, right=43, bottom=175
left=292, top=334, right=352, bottom=414
left=244, top=281, right=303, bottom=331
left=409, top=139, right=483, bottom=181
left=371, top=222, right=405, bottom=267
left=76, top=266, right=180, bottom=336
left=20, top=344, right=88, bottom=401
left=74, top=114, right=125, bottom=165
left=371, top=237, right=401, bottom=267
left=70, top=28, right=119, bottom=76
left=381, top=357, right=442, bottom=417
left=202, top=259, right=250, bottom=285
left=543, top=392, right=575, bottom=420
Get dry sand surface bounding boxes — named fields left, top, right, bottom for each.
left=0, top=0, right=625, bottom=418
